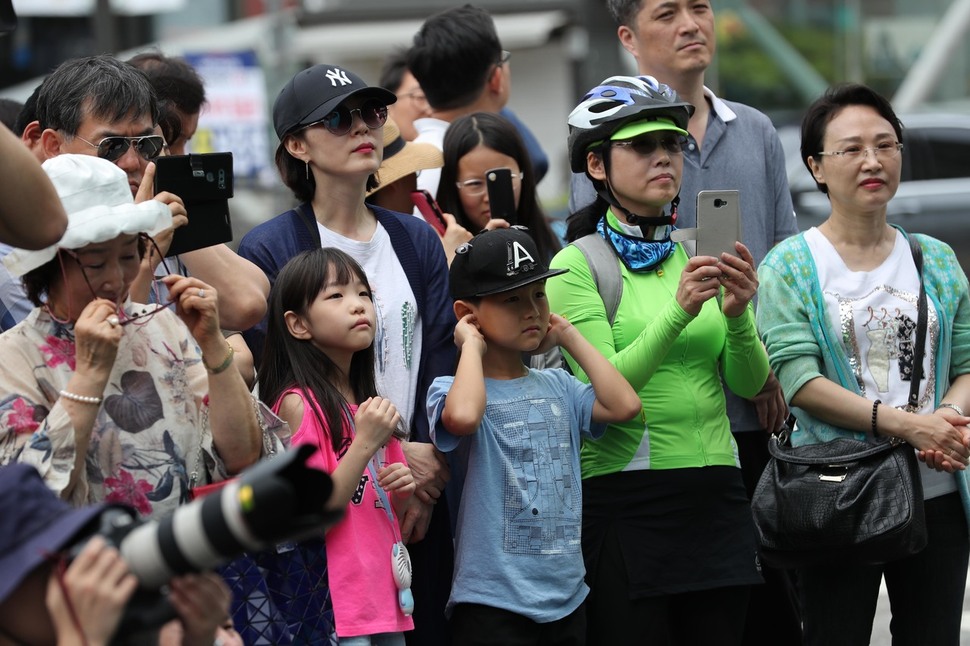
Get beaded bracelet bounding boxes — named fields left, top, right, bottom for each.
left=937, top=402, right=966, bottom=417
left=59, top=390, right=102, bottom=405
left=203, top=342, right=235, bottom=375
left=871, top=399, right=881, bottom=437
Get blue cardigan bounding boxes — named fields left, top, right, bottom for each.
left=238, top=203, right=457, bottom=443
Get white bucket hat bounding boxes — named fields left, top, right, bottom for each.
left=4, top=154, right=172, bottom=277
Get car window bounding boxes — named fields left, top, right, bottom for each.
left=908, top=127, right=970, bottom=182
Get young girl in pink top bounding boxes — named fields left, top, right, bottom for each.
left=259, top=247, right=416, bottom=645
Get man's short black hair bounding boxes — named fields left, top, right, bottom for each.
left=128, top=51, right=206, bottom=116
left=407, top=4, right=502, bottom=112
left=12, top=84, right=39, bottom=135
left=379, top=48, right=410, bottom=94
left=0, top=98, right=22, bottom=131
left=606, top=0, right=644, bottom=27
left=36, top=55, right=158, bottom=136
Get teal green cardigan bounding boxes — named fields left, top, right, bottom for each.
left=756, top=228, right=970, bottom=527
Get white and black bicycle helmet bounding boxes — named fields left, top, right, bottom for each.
left=567, top=75, right=694, bottom=173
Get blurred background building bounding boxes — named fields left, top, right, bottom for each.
left=2, top=0, right=968, bottom=235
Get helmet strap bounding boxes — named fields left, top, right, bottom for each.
left=595, top=149, right=678, bottom=228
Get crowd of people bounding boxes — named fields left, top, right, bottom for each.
left=0, top=1, right=968, bottom=645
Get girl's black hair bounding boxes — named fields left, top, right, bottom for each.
left=437, top=112, right=562, bottom=261
left=565, top=195, right=610, bottom=243
left=258, top=248, right=378, bottom=454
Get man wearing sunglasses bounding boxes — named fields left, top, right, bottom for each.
left=14, top=54, right=270, bottom=334
left=568, top=1, right=801, bottom=643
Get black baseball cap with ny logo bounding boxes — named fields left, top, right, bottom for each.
left=272, top=64, right=397, bottom=139
left=449, top=226, right=568, bottom=299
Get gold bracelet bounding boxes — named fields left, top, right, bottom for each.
left=203, top=342, right=235, bottom=375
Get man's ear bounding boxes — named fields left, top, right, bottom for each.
left=283, top=310, right=312, bottom=340
left=39, top=128, right=65, bottom=161
left=617, top=25, right=640, bottom=59
left=454, top=299, right=476, bottom=320
left=586, top=151, right=607, bottom=181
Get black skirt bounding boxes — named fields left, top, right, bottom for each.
left=582, top=466, right=763, bottom=598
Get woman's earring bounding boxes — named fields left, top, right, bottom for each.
left=305, top=161, right=310, bottom=180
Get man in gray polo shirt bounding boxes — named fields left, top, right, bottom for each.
left=570, top=1, right=801, bottom=643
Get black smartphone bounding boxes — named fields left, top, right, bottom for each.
left=0, top=0, right=16, bottom=34
left=410, top=189, right=447, bottom=236
left=695, top=189, right=742, bottom=259
left=485, top=167, right=517, bottom=224
left=154, top=153, right=234, bottom=257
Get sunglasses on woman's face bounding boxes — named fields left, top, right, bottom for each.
left=304, top=99, right=388, bottom=136
left=611, top=133, right=688, bottom=156
left=74, top=134, right=166, bottom=163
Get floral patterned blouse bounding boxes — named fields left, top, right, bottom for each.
left=0, top=305, right=228, bottom=518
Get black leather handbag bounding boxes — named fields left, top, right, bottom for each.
left=752, top=236, right=930, bottom=569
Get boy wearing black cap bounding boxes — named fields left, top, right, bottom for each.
left=426, top=227, right=641, bottom=643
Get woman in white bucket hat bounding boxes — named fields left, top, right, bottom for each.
left=0, top=154, right=266, bottom=519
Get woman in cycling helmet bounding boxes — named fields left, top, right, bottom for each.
left=545, top=75, right=771, bottom=645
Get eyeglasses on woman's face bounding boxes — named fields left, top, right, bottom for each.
left=303, top=99, right=388, bottom=136
left=611, top=133, right=688, bottom=157
left=455, top=170, right=524, bottom=197
left=817, top=141, right=903, bottom=162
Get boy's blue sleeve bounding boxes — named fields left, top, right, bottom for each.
left=426, top=375, right=461, bottom=453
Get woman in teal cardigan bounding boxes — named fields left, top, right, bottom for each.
left=757, top=83, right=970, bottom=645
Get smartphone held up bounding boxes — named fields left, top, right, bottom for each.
left=411, top=189, right=447, bottom=236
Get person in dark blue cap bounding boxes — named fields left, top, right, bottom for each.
left=238, top=62, right=457, bottom=645
left=0, top=463, right=237, bottom=646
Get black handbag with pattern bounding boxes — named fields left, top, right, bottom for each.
left=752, top=235, right=930, bottom=569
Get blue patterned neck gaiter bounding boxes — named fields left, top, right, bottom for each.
left=597, top=210, right=676, bottom=273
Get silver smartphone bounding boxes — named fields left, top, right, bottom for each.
left=695, top=189, right=741, bottom=259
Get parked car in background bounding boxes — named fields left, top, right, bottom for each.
left=780, top=113, right=970, bottom=273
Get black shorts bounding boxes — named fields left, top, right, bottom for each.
left=582, top=466, right=762, bottom=598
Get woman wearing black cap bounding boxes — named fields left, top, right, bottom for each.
left=237, top=64, right=456, bottom=646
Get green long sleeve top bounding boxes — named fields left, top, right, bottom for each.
left=547, top=240, right=769, bottom=478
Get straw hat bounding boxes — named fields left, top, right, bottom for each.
left=367, top=118, right=444, bottom=196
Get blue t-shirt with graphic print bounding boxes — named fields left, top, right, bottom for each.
left=427, top=368, right=603, bottom=623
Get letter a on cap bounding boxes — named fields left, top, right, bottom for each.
left=507, top=240, right=535, bottom=275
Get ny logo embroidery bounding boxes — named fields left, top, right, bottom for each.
left=507, top=240, right=536, bottom=275
left=326, top=68, right=352, bottom=87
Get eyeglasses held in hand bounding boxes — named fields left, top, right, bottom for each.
left=304, top=99, right=388, bottom=136
left=817, top=141, right=903, bottom=162
left=62, top=235, right=177, bottom=327
left=611, top=133, right=688, bottom=156
left=74, top=134, right=166, bottom=163
left=455, top=171, right=523, bottom=197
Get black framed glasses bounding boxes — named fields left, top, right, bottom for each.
left=74, top=134, right=166, bottom=163
left=304, top=99, right=388, bottom=136
left=611, top=133, right=688, bottom=156
left=62, top=235, right=177, bottom=327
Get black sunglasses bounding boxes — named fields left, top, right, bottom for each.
left=75, top=134, right=166, bottom=163
left=611, top=133, right=688, bottom=156
left=305, top=99, right=388, bottom=136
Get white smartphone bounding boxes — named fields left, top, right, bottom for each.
left=695, top=189, right=742, bottom=259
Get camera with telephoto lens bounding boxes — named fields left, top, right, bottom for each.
left=68, top=444, right=338, bottom=640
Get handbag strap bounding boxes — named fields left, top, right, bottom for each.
left=777, top=236, right=928, bottom=446
left=907, top=236, right=927, bottom=412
